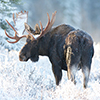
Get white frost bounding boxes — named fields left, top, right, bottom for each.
left=0, top=42, right=100, bottom=100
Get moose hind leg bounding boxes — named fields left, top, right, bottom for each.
left=82, top=66, right=90, bottom=88
left=67, top=64, right=78, bottom=85
left=70, top=64, right=78, bottom=84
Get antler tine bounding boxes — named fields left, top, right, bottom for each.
left=24, top=11, right=26, bottom=13
left=5, top=29, right=16, bottom=39
left=42, top=13, right=50, bottom=32
left=13, top=13, right=16, bottom=25
left=5, top=19, right=18, bottom=35
left=49, top=11, right=56, bottom=28
left=5, top=29, right=26, bottom=43
left=26, top=11, right=28, bottom=27
left=39, top=13, right=50, bottom=36
left=5, top=19, right=27, bottom=43
left=21, top=11, right=23, bottom=13
left=39, top=11, right=56, bottom=37
left=39, top=21, right=43, bottom=32
left=45, top=11, right=56, bottom=33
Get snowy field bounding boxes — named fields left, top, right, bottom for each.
left=0, top=42, right=100, bottom=100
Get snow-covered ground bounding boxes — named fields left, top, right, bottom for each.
left=0, top=39, right=100, bottom=100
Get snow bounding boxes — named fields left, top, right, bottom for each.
left=0, top=41, right=100, bottom=100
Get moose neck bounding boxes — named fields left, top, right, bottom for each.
left=37, top=33, right=50, bottom=56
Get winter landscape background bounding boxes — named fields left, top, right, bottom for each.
left=0, top=0, right=100, bottom=100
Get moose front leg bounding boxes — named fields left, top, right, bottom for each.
left=50, top=53, right=62, bottom=85
left=52, top=64, right=62, bottom=85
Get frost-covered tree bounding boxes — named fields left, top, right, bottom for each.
left=0, top=0, right=24, bottom=50
left=0, top=0, right=21, bottom=30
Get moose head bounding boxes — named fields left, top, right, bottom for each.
left=5, top=11, right=56, bottom=62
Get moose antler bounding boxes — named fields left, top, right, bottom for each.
left=39, top=11, right=57, bottom=37
left=5, top=11, right=56, bottom=43
left=5, top=11, right=31, bottom=43
left=24, top=11, right=56, bottom=38
left=5, top=20, right=27, bottom=43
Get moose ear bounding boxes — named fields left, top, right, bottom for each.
left=26, top=34, right=34, bottom=42
left=35, top=24, right=40, bottom=34
left=25, top=23, right=35, bottom=34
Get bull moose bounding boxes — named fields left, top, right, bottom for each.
left=5, top=11, right=94, bottom=88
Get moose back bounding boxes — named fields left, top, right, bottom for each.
left=5, top=11, right=94, bottom=88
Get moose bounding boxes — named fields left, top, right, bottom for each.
left=5, top=11, right=94, bottom=88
